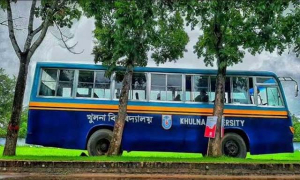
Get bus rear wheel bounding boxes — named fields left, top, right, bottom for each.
left=87, top=129, right=112, bottom=156
left=222, top=133, right=247, bottom=158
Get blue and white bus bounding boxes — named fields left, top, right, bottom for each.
left=26, top=62, right=296, bottom=158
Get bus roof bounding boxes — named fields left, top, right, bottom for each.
left=36, top=62, right=277, bottom=77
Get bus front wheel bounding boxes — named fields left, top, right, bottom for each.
left=222, top=133, right=247, bottom=158
left=87, top=129, right=112, bottom=156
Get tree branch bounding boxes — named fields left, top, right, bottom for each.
left=27, top=18, right=50, bottom=60
left=28, top=0, right=36, bottom=33
left=0, top=17, right=23, bottom=26
left=31, top=22, right=44, bottom=37
left=52, top=0, right=67, bottom=17
left=24, top=0, right=37, bottom=52
left=6, top=0, right=22, bottom=60
left=27, top=0, right=67, bottom=60
left=53, top=22, right=84, bottom=54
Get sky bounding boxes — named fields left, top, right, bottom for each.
left=0, top=2, right=299, bottom=117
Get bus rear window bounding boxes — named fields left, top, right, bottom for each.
left=38, top=69, right=74, bottom=97
left=39, top=69, right=57, bottom=96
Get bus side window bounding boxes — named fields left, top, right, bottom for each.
left=210, top=76, right=231, bottom=103
left=225, top=77, right=231, bottom=103
left=113, top=72, right=147, bottom=100
left=256, top=77, right=283, bottom=107
left=130, top=73, right=147, bottom=101
left=94, top=71, right=111, bottom=99
left=39, top=69, right=58, bottom=96
left=185, top=75, right=192, bottom=101
left=56, top=69, right=74, bottom=98
left=150, top=74, right=182, bottom=102
left=210, top=76, right=216, bottom=102
left=257, top=86, right=283, bottom=106
left=77, top=71, right=94, bottom=98
left=150, top=74, right=166, bottom=101
left=114, top=72, right=124, bottom=99
left=193, top=76, right=209, bottom=103
left=232, top=77, right=251, bottom=104
left=249, top=78, right=254, bottom=104
left=167, top=74, right=182, bottom=101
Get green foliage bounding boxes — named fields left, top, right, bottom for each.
left=31, top=0, right=81, bottom=28
left=0, top=69, right=15, bottom=137
left=0, top=108, right=28, bottom=138
left=278, top=3, right=300, bottom=56
left=180, top=0, right=297, bottom=67
left=294, top=123, right=300, bottom=141
left=292, top=114, right=299, bottom=125
left=0, top=1, right=7, bottom=9
left=1, top=0, right=81, bottom=27
left=80, top=0, right=189, bottom=74
left=0, top=69, right=28, bottom=138
left=292, top=114, right=300, bottom=141
left=18, top=108, right=28, bottom=138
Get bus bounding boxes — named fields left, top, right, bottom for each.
left=26, top=62, right=297, bottom=158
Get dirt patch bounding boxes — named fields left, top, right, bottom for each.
left=2, top=173, right=300, bottom=180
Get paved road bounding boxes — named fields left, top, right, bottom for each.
left=2, top=173, right=300, bottom=180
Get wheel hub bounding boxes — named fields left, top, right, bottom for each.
left=224, top=140, right=239, bottom=157
left=96, top=139, right=110, bottom=153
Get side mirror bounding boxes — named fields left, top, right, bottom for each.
left=295, top=84, right=299, bottom=97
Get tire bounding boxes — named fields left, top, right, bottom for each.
left=87, top=129, right=112, bottom=156
left=222, top=133, right=247, bottom=158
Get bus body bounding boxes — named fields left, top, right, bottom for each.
left=26, top=62, right=294, bottom=157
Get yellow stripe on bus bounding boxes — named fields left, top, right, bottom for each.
left=29, top=107, right=213, bottom=116
left=29, top=102, right=288, bottom=116
left=29, top=102, right=287, bottom=118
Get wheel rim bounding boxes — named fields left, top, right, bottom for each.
left=96, top=139, right=110, bottom=154
left=223, top=139, right=239, bottom=157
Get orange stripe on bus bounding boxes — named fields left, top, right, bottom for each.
left=29, top=107, right=287, bottom=119
left=29, top=102, right=288, bottom=116
left=29, top=107, right=211, bottom=116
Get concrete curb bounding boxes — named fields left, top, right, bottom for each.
left=0, top=161, right=300, bottom=175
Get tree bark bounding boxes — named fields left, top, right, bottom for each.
left=3, top=55, right=29, bottom=156
left=207, top=65, right=227, bottom=157
left=207, top=2, right=226, bottom=157
left=107, top=65, right=133, bottom=156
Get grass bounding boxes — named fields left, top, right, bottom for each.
left=0, top=146, right=300, bottom=163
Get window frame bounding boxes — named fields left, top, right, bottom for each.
left=149, top=72, right=184, bottom=103
left=254, top=76, right=285, bottom=108
left=111, top=72, right=148, bottom=102
left=90, top=70, right=112, bottom=100
left=36, top=67, right=285, bottom=108
left=37, top=68, right=59, bottom=98
left=37, top=68, right=113, bottom=100
left=37, top=68, right=76, bottom=99
left=75, top=69, right=95, bottom=99
left=184, top=74, right=211, bottom=104
left=130, top=72, right=148, bottom=102
left=55, top=69, right=76, bottom=98
left=230, top=76, right=253, bottom=105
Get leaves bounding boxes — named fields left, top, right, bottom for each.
left=0, top=69, right=15, bottom=136
left=34, top=0, right=81, bottom=28
left=80, top=0, right=189, bottom=71
left=181, top=0, right=299, bottom=68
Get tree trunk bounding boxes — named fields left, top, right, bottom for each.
left=207, top=3, right=227, bottom=157
left=3, top=55, right=29, bottom=156
left=207, top=64, right=227, bottom=157
left=107, top=66, right=133, bottom=156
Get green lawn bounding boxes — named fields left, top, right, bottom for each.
left=0, top=146, right=299, bottom=163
